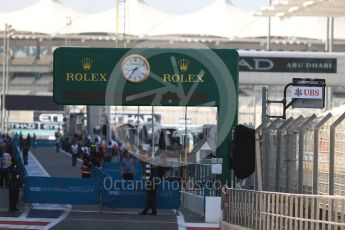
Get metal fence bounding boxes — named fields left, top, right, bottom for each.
left=222, top=112, right=345, bottom=229
left=222, top=188, right=345, bottom=230
left=256, top=112, right=345, bottom=196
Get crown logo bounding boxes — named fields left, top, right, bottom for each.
left=178, top=58, right=190, bottom=72
left=81, top=58, right=93, bottom=71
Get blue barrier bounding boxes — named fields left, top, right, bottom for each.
left=35, top=139, right=55, bottom=147
left=24, top=176, right=180, bottom=209
left=24, top=176, right=100, bottom=205
left=24, top=162, right=180, bottom=209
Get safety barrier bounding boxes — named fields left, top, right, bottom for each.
left=180, top=191, right=205, bottom=216
left=221, top=187, right=345, bottom=230
left=23, top=164, right=180, bottom=210
left=34, top=139, right=55, bottom=147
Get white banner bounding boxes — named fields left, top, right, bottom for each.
left=291, top=86, right=323, bottom=99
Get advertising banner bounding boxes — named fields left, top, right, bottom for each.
left=24, top=176, right=100, bottom=205
left=239, top=57, right=337, bottom=73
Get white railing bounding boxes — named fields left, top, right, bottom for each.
left=222, top=187, right=345, bottom=230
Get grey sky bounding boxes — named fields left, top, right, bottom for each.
left=0, top=0, right=270, bottom=13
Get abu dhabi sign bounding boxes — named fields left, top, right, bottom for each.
left=239, top=57, right=337, bottom=73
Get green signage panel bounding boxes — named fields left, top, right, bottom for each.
left=53, top=47, right=238, bottom=181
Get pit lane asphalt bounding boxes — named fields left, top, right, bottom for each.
left=31, top=147, right=178, bottom=230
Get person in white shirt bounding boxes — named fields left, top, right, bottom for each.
left=108, top=138, right=119, bottom=163
left=94, top=134, right=101, bottom=152
left=71, top=141, right=79, bottom=166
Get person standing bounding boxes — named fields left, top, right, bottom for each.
left=32, top=133, right=36, bottom=148
left=139, top=165, right=161, bottom=215
left=120, top=151, right=135, bottom=180
left=108, top=137, right=118, bottom=163
left=8, top=160, right=20, bottom=212
left=55, top=136, right=61, bottom=153
left=6, top=139, right=14, bottom=155
left=139, top=153, right=168, bottom=215
left=71, top=141, right=78, bottom=166
left=19, top=132, right=23, bottom=151
left=0, top=150, right=12, bottom=188
left=0, top=150, right=4, bottom=187
left=22, top=140, right=29, bottom=165
left=55, top=129, right=61, bottom=153
left=26, top=134, right=31, bottom=149
left=81, top=154, right=91, bottom=178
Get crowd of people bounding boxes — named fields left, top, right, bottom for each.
left=54, top=130, right=172, bottom=216
left=55, top=130, right=136, bottom=180
left=2, top=129, right=173, bottom=215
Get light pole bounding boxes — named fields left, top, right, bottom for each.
left=266, top=0, right=272, bottom=51
left=1, top=26, right=5, bottom=133
left=64, top=17, right=71, bottom=137
left=1, top=24, right=14, bottom=133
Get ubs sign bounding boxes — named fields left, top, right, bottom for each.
left=239, top=57, right=337, bottom=73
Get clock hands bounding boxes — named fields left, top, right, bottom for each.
left=128, top=67, right=138, bottom=79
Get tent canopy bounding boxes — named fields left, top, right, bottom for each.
left=1, top=0, right=345, bottom=41
left=255, top=0, right=345, bottom=18
left=0, top=0, right=85, bottom=34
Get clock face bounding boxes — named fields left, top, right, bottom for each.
left=121, top=54, right=150, bottom=83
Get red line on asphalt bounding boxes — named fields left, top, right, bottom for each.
left=0, top=220, right=50, bottom=226
left=0, top=228, right=39, bottom=230
left=186, top=228, right=220, bottom=230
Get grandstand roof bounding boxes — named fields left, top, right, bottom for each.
left=69, top=0, right=173, bottom=36
left=1, top=0, right=345, bottom=41
left=141, top=0, right=253, bottom=38
left=237, top=16, right=345, bottom=40
left=255, top=0, right=345, bottom=18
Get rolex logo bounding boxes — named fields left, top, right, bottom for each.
left=178, top=58, right=190, bottom=73
left=81, top=58, right=93, bottom=71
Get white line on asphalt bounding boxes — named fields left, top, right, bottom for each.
left=65, top=218, right=178, bottom=224
left=43, top=206, right=72, bottom=230
left=176, top=210, right=220, bottom=229
left=22, top=149, right=72, bottom=228
left=177, top=210, right=187, bottom=230
left=0, top=224, right=44, bottom=229
left=184, top=223, right=220, bottom=228
left=27, top=151, right=50, bottom=177
left=70, top=209, right=177, bottom=215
